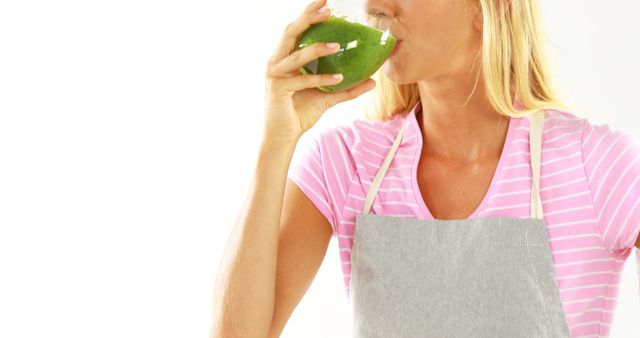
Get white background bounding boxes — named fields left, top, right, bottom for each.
left=0, top=0, right=638, bottom=337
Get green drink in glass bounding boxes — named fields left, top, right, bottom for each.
left=295, top=14, right=397, bottom=92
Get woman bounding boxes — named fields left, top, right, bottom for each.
left=212, top=0, right=640, bottom=337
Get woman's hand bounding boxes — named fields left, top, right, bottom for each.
left=263, top=0, right=376, bottom=143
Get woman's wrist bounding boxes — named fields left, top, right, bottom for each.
left=260, top=130, right=301, bottom=151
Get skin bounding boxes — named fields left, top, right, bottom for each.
left=367, top=0, right=509, bottom=163
left=365, top=0, right=511, bottom=220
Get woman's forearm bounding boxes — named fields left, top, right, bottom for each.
left=211, top=135, right=299, bottom=338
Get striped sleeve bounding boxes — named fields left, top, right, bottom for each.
left=581, top=118, right=640, bottom=255
left=287, top=127, right=355, bottom=237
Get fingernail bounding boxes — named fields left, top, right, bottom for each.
left=332, top=74, right=343, bottom=79
left=318, top=5, right=329, bottom=13
left=326, top=42, right=339, bottom=49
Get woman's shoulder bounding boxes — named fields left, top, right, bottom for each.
left=539, top=108, right=639, bottom=161
left=560, top=110, right=640, bottom=256
left=543, top=107, right=637, bottom=142
left=577, top=111, right=640, bottom=167
left=304, top=111, right=413, bottom=153
left=542, top=108, right=585, bottom=128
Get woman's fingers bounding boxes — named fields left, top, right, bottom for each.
left=269, top=42, right=341, bottom=77
left=267, top=0, right=331, bottom=67
left=270, top=73, right=344, bottom=96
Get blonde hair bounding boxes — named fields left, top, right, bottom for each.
left=363, top=0, right=573, bottom=121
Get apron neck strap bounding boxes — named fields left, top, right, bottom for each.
left=362, top=117, right=409, bottom=215
left=529, top=110, right=545, bottom=220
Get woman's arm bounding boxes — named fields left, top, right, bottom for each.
left=211, top=134, right=334, bottom=338
left=210, top=136, right=298, bottom=337
left=211, top=0, right=376, bottom=334
left=267, top=177, right=333, bottom=338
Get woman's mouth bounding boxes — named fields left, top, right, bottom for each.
left=390, top=40, right=403, bottom=57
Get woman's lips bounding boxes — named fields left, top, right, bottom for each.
left=390, top=40, right=403, bottom=57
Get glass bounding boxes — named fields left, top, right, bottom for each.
left=294, top=0, right=398, bottom=92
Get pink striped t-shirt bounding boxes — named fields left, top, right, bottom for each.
left=287, top=102, right=640, bottom=338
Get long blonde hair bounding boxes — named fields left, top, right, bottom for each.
left=363, top=0, right=572, bottom=121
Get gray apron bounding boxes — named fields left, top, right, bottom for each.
left=349, top=110, right=571, bottom=337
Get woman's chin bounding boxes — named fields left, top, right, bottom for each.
left=381, top=63, right=410, bottom=84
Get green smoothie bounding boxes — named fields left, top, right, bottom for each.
left=295, top=15, right=397, bottom=92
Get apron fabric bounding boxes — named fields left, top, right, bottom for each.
left=349, top=110, right=571, bottom=337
